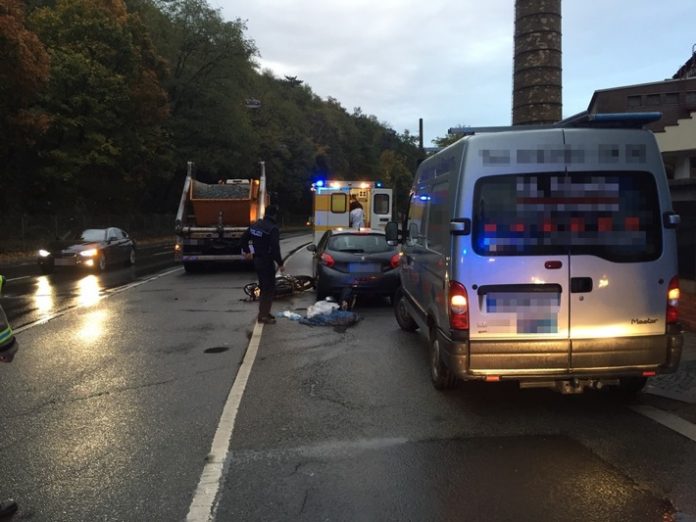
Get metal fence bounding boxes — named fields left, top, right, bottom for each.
left=0, top=213, right=175, bottom=254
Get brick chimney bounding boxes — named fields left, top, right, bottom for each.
left=513, top=0, right=562, bottom=125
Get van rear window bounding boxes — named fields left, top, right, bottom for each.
left=472, top=172, right=662, bottom=261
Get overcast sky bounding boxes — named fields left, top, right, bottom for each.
left=214, top=0, right=695, bottom=146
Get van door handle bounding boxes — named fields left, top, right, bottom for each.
left=570, top=277, right=593, bottom=293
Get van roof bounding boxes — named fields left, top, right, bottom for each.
left=448, top=111, right=662, bottom=136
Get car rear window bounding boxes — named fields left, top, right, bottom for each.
left=472, top=171, right=662, bottom=262
left=329, top=234, right=394, bottom=253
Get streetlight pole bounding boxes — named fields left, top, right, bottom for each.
left=259, top=161, right=266, bottom=218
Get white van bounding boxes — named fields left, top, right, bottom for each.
left=387, top=113, right=683, bottom=393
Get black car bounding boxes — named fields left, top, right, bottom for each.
left=307, top=228, right=401, bottom=303
left=37, top=227, right=136, bottom=274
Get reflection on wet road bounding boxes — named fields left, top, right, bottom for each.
left=1, top=242, right=178, bottom=329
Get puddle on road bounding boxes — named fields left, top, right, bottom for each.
left=204, top=346, right=230, bottom=354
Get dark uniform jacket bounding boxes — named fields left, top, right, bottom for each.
left=241, top=216, right=282, bottom=266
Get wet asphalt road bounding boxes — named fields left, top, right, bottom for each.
left=1, top=234, right=696, bottom=521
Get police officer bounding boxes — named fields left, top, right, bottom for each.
left=241, top=205, right=285, bottom=324
left=0, top=275, right=19, bottom=518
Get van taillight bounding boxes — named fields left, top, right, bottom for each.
left=320, top=253, right=335, bottom=268
left=666, top=276, right=679, bottom=324
left=449, top=281, right=469, bottom=330
left=390, top=253, right=401, bottom=269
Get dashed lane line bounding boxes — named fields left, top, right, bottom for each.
left=186, top=321, right=263, bottom=522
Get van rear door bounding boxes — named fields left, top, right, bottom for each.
left=466, top=130, right=571, bottom=373
left=563, top=129, right=669, bottom=369
left=314, top=189, right=349, bottom=242
left=371, top=188, right=392, bottom=230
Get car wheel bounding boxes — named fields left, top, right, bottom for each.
left=394, top=287, right=418, bottom=332
left=39, top=262, right=54, bottom=274
left=430, top=328, right=456, bottom=390
left=96, top=253, right=107, bottom=272
left=126, top=248, right=136, bottom=266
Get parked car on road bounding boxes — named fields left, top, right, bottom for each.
left=307, top=228, right=401, bottom=304
left=37, top=227, right=136, bottom=274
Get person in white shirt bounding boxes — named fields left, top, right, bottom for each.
left=349, top=195, right=364, bottom=228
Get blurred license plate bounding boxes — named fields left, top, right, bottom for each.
left=55, top=258, right=75, bottom=266
left=348, top=263, right=380, bottom=273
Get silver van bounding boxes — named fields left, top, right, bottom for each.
left=387, top=113, right=683, bottom=393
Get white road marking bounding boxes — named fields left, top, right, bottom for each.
left=6, top=275, right=31, bottom=282
left=12, top=267, right=183, bottom=334
left=631, top=405, right=696, bottom=442
left=187, top=321, right=264, bottom=522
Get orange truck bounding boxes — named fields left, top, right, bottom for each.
left=175, top=161, right=268, bottom=272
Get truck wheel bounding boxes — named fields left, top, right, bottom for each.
left=430, top=328, right=456, bottom=390
left=394, top=288, right=418, bottom=332
left=183, top=262, right=198, bottom=273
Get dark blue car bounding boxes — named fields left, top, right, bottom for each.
left=307, top=228, right=401, bottom=304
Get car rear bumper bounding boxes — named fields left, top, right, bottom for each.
left=438, top=325, right=683, bottom=381
left=317, top=267, right=400, bottom=297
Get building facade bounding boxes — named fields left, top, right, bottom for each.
left=586, top=52, right=696, bottom=283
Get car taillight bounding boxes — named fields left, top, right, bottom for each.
left=320, top=253, right=335, bottom=268
left=449, top=281, right=469, bottom=330
left=390, top=253, right=401, bottom=269
left=667, top=276, right=679, bottom=325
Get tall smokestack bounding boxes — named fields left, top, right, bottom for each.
left=513, top=0, right=562, bottom=125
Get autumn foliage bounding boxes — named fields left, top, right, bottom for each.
left=0, top=0, right=419, bottom=222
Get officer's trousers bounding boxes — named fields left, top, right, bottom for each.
left=254, top=256, right=276, bottom=318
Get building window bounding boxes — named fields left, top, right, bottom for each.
left=645, top=94, right=661, bottom=106
left=664, top=92, right=679, bottom=105
left=627, top=95, right=642, bottom=108
left=686, top=91, right=696, bottom=108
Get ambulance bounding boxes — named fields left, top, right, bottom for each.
left=311, top=180, right=393, bottom=242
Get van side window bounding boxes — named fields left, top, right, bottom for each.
left=406, top=193, right=427, bottom=247
left=426, top=181, right=449, bottom=253
left=472, top=171, right=662, bottom=262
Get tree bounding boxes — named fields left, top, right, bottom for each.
left=0, top=0, right=50, bottom=213
left=28, top=0, right=169, bottom=214
left=147, top=0, right=258, bottom=180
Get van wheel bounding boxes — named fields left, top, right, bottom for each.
left=429, top=328, right=456, bottom=390
left=618, top=377, right=647, bottom=396
left=394, top=288, right=418, bottom=332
